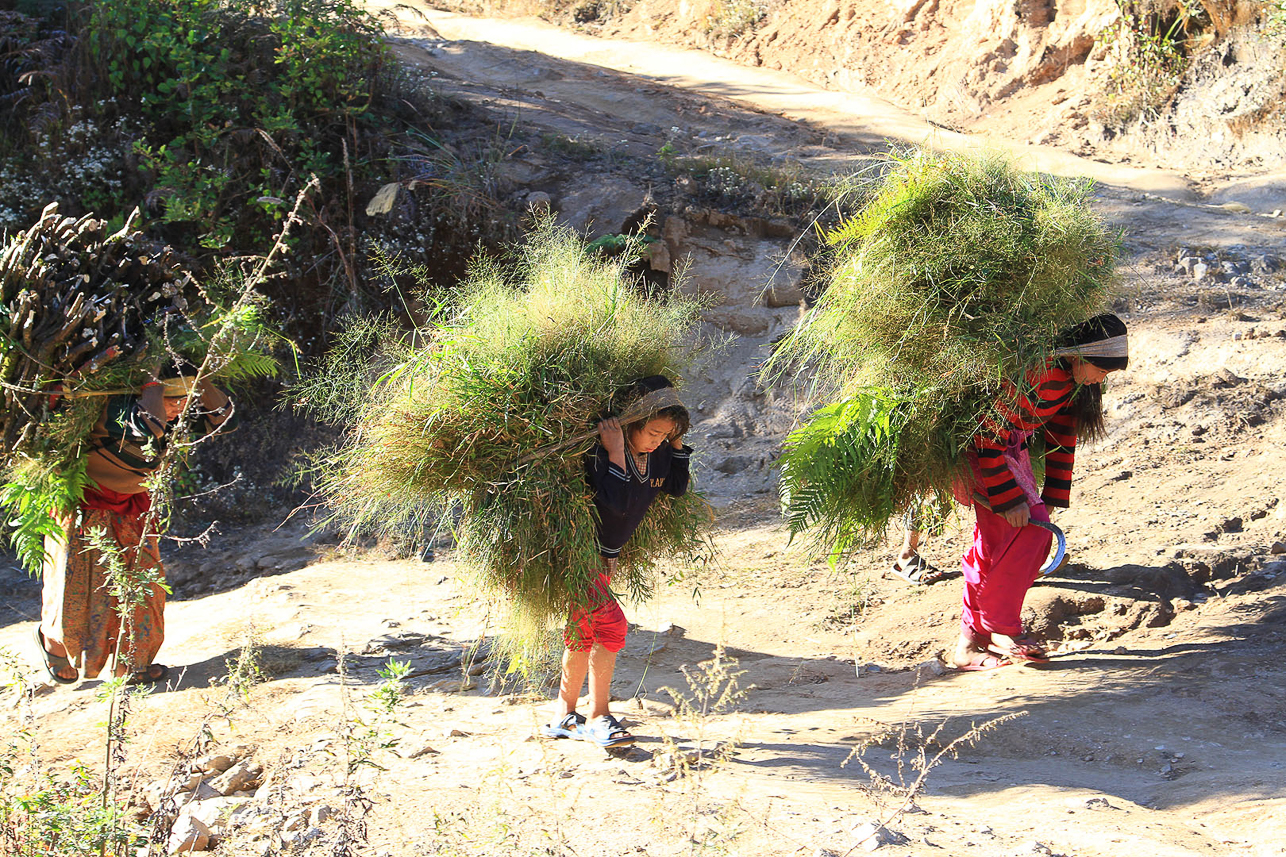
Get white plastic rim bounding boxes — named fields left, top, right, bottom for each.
left=1031, top=520, right=1067, bottom=576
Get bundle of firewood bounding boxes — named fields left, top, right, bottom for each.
left=0, top=203, right=194, bottom=455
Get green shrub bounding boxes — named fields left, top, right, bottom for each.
left=704, top=0, right=765, bottom=39
left=86, top=0, right=387, bottom=249
left=0, top=754, right=138, bottom=857
left=1093, top=1, right=1193, bottom=128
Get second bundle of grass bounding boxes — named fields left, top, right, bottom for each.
left=313, top=224, right=712, bottom=651
left=772, top=150, right=1119, bottom=555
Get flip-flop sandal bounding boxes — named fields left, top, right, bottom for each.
left=579, top=714, right=634, bottom=748
left=541, top=712, right=586, bottom=739
left=33, top=625, right=78, bottom=685
left=952, top=651, right=1013, bottom=672
left=987, top=636, right=1049, bottom=664
left=889, top=553, right=958, bottom=585
left=125, top=664, right=170, bottom=685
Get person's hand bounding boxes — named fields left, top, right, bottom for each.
left=1001, top=502, right=1031, bottom=528
left=669, top=429, right=685, bottom=449
left=598, top=417, right=627, bottom=468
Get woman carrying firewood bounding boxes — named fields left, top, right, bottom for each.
left=35, top=367, right=236, bottom=685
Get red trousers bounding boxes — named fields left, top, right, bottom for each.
left=564, top=569, right=628, bottom=653
left=960, top=501, right=1052, bottom=638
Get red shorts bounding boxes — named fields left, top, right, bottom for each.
left=564, top=568, right=627, bottom=653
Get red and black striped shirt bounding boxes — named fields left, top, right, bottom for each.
left=973, top=361, right=1078, bottom=512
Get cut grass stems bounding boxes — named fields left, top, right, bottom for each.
left=768, top=149, right=1120, bottom=560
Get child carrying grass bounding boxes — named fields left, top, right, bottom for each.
left=543, top=376, right=692, bottom=748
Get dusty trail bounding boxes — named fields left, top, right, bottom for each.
left=375, top=4, right=1286, bottom=251
left=2, top=8, right=1285, bottom=857
left=378, top=6, right=1211, bottom=198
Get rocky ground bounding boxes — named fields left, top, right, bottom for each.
left=3, top=7, right=1286, bottom=857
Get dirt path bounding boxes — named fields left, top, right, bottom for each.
left=377, top=5, right=1242, bottom=201
left=376, top=4, right=1286, bottom=249
left=3, top=9, right=1286, bottom=857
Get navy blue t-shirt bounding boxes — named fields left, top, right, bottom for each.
left=584, top=441, right=692, bottom=558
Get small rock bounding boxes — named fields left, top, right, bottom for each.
left=443, top=728, right=469, bottom=738
left=851, top=821, right=907, bottom=851
left=280, top=826, right=324, bottom=847
left=1023, top=842, right=1054, bottom=856
left=1084, top=797, right=1114, bottom=809
left=183, top=797, right=249, bottom=836
left=362, top=631, right=428, bottom=654
left=524, top=191, right=551, bottom=212
left=195, top=745, right=250, bottom=774
left=365, top=182, right=400, bottom=216
left=1251, top=254, right=1280, bottom=275
left=180, top=780, right=222, bottom=806
left=859, top=663, right=883, bottom=675
left=254, top=554, right=280, bottom=570
left=407, top=742, right=439, bottom=759
left=715, top=452, right=751, bottom=473
left=168, top=815, right=211, bottom=853
left=701, top=420, right=742, bottom=440
left=915, top=658, right=946, bottom=677
left=283, top=772, right=321, bottom=794
left=647, top=240, right=671, bottom=273
left=210, top=760, right=262, bottom=796
left=310, top=804, right=336, bottom=826
left=1113, top=646, right=1127, bottom=655
left=1270, top=541, right=1286, bottom=555
left=1192, top=261, right=1210, bottom=281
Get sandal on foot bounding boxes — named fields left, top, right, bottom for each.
left=579, top=714, right=634, bottom=748
left=987, top=635, right=1049, bottom=664
left=951, top=651, right=1012, bottom=672
left=33, top=626, right=78, bottom=685
left=125, top=663, right=170, bottom=685
left=541, top=712, right=586, bottom=739
left=889, top=553, right=957, bottom=586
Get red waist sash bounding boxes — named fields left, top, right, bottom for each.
left=81, top=485, right=152, bottom=518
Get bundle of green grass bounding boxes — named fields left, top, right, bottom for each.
left=771, top=150, right=1120, bottom=558
left=305, top=223, right=712, bottom=662
left=0, top=205, right=283, bottom=573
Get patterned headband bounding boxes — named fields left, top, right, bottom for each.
left=1053, top=334, right=1128, bottom=360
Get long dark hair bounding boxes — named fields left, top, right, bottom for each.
left=1059, top=313, right=1128, bottom=441
left=615, top=375, right=690, bottom=439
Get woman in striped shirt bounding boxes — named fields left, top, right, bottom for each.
left=953, top=314, right=1128, bottom=670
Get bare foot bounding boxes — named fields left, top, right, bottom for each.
left=952, top=632, right=1011, bottom=670
left=987, top=632, right=1048, bottom=663
left=952, top=632, right=987, bottom=668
